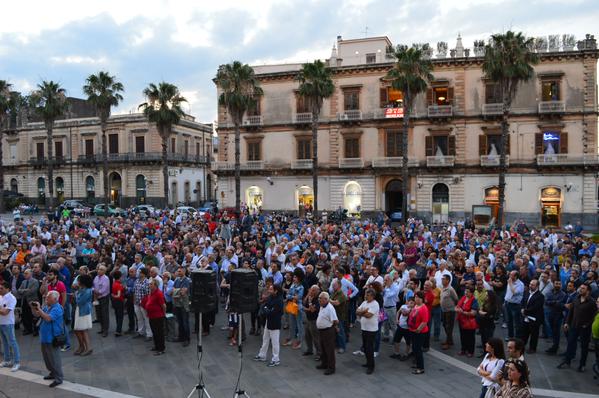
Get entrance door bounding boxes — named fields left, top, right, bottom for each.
left=385, top=179, right=403, bottom=212
left=109, top=172, right=122, bottom=205
left=432, top=183, right=449, bottom=224
left=540, top=187, right=561, bottom=227
left=297, top=186, right=314, bottom=216
left=484, top=187, right=499, bottom=222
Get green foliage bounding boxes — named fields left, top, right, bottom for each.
left=83, top=71, right=124, bottom=123
left=296, top=60, right=334, bottom=114
left=29, top=81, right=68, bottom=126
left=138, top=82, right=187, bottom=137
left=0, top=80, right=11, bottom=129
left=215, top=61, right=263, bottom=125
left=385, top=45, right=433, bottom=107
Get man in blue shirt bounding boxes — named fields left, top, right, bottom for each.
left=172, top=267, right=191, bottom=346
left=31, top=290, right=64, bottom=388
left=504, top=271, right=525, bottom=339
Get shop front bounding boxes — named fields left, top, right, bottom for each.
left=297, top=186, right=314, bottom=215
left=540, top=186, right=561, bottom=227
left=484, top=186, right=499, bottom=222
left=246, top=186, right=264, bottom=212
left=344, top=181, right=362, bottom=215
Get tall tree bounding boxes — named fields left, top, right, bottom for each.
left=483, top=31, right=538, bottom=226
left=83, top=71, right=124, bottom=208
left=215, top=61, right=263, bottom=213
left=297, top=60, right=335, bottom=215
left=0, top=81, right=11, bottom=213
left=139, top=82, right=186, bottom=207
left=386, top=45, right=433, bottom=222
left=29, top=81, right=68, bottom=209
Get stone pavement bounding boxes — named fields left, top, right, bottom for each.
left=1, top=309, right=598, bottom=398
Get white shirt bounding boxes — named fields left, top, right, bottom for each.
left=316, top=302, right=338, bottom=329
left=366, top=275, right=384, bottom=286
left=358, top=299, right=380, bottom=332
left=434, top=269, right=452, bottom=288
left=0, top=292, right=17, bottom=325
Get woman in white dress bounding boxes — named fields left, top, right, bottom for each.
left=74, top=274, right=94, bottom=356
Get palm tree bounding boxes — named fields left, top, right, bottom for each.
left=483, top=31, right=538, bottom=227
left=29, top=81, right=68, bottom=209
left=139, top=82, right=186, bottom=207
left=0, top=80, right=11, bottom=213
left=83, top=71, right=124, bottom=208
left=215, top=61, right=263, bottom=213
left=386, top=45, right=433, bottom=222
left=297, top=60, right=335, bottom=215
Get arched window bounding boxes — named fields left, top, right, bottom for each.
left=136, top=175, right=146, bottom=204
left=55, top=177, right=65, bottom=202
left=10, top=178, right=18, bottom=194
left=432, top=183, right=449, bottom=224
left=37, top=177, right=45, bottom=205
left=343, top=181, right=362, bottom=215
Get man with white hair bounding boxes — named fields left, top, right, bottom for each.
left=32, top=290, right=64, bottom=387
left=316, top=291, right=339, bottom=375
left=93, top=265, right=110, bottom=337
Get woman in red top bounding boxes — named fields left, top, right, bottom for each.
left=408, top=291, right=430, bottom=375
left=422, top=281, right=436, bottom=351
left=143, top=278, right=166, bottom=355
left=111, top=270, right=125, bottom=337
left=456, top=286, right=479, bottom=357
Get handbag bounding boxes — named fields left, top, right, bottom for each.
left=285, top=300, right=299, bottom=316
left=51, top=319, right=67, bottom=348
left=378, top=309, right=388, bottom=323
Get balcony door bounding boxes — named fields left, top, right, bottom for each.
left=108, top=134, right=119, bottom=154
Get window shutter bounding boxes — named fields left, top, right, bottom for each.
left=380, top=88, right=388, bottom=108
left=448, top=135, right=456, bottom=156
left=479, top=134, right=487, bottom=156
left=425, top=136, right=434, bottom=156
left=560, top=132, right=568, bottom=154
left=426, top=88, right=433, bottom=106
left=447, top=87, right=454, bottom=104
left=534, top=133, right=543, bottom=155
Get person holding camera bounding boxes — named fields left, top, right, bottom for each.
left=31, top=290, right=64, bottom=388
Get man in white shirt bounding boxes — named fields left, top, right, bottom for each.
left=434, top=260, right=452, bottom=287
left=356, top=288, right=380, bottom=374
left=0, top=281, right=20, bottom=371
left=316, top=292, right=338, bottom=375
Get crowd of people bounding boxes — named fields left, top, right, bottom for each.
left=0, top=207, right=598, bottom=396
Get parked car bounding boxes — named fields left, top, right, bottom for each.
left=388, top=210, right=403, bottom=222
left=62, top=200, right=92, bottom=216
left=93, top=204, right=127, bottom=217
left=170, top=206, right=198, bottom=219
left=198, top=201, right=217, bottom=214
left=131, top=204, right=156, bottom=218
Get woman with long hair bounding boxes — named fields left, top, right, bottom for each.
left=477, top=337, right=505, bottom=398
left=495, top=359, right=532, bottom=398
left=73, top=274, right=93, bottom=356
left=408, top=290, right=430, bottom=375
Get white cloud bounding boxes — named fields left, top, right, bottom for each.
left=131, top=28, right=154, bottom=46
left=50, top=55, right=108, bottom=65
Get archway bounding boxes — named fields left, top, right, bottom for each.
left=10, top=178, right=18, bottom=194
left=136, top=175, right=146, bottom=204
left=86, top=176, right=95, bottom=202
left=246, top=186, right=263, bottom=212
left=37, top=177, right=45, bottom=205
left=344, top=181, right=362, bottom=215
left=432, top=183, right=449, bottom=224
left=484, top=186, right=499, bottom=222
left=385, top=179, right=403, bottom=212
left=540, top=186, right=561, bottom=227
left=297, top=186, right=314, bottom=215
left=109, top=172, right=122, bottom=205
left=56, top=177, right=65, bottom=203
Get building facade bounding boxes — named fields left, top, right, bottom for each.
left=3, top=113, right=214, bottom=208
left=214, top=34, right=599, bottom=227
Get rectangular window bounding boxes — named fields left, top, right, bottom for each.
left=135, top=136, right=145, bottom=153
left=54, top=141, right=63, bottom=159
left=537, top=131, right=567, bottom=154
left=108, top=134, right=119, bottom=153
left=426, top=135, right=455, bottom=156
left=36, top=142, right=44, bottom=159
left=297, top=139, right=312, bottom=159
left=433, top=87, right=450, bottom=105
left=85, top=139, right=94, bottom=156
left=196, top=142, right=201, bottom=156
left=366, top=53, right=376, bottom=64
left=184, top=140, right=189, bottom=157
left=343, top=89, right=360, bottom=111
left=247, top=141, right=261, bottom=161
left=9, top=144, right=16, bottom=159
left=171, top=137, right=176, bottom=153
left=344, top=137, right=360, bottom=158
left=541, top=81, right=560, bottom=101
left=247, top=99, right=261, bottom=116
left=385, top=129, right=403, bottom=157
left=296, top=95, right=310, bottom=113
left=485, top=83, right=501, bottom=104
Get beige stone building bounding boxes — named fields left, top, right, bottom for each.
left=3, top=112, right=214, bottom=207
left=215, top=34, right=599, bottom=227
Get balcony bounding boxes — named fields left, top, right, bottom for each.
left=241, top=160, right=265, bottom=170
left=480, top=155, right=509, bottom=167
left=338, top=158, right=364, bottom=168
left=536, top=154, right=586, bottom=166
left=482, top=103, right=503, bottom=116
left=291, top=159, right=313, bottom=169
left=426, top=155, right=455, bottom=167
left=29, top=156, right=70, bottom=166
left=294, top=113, right=313, bottom=124
left=372, top=157, right=404, bottom=168
left=338, top=110, right=362, bottom=121
left=538, top=101, right=565, bottom=114
left=428, top=105, right=453, bottom=118
left=243, top=115, right=263, bottom=126
left=76, top=152, right=210, bottom=164
left=214, top=162, right=234, bottom=171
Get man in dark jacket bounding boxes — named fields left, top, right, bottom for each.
left=254, top=284, right=283, bottom=367
left=544, top=280, right=566, bottom=354
left=520, top=279, right=545, bottom=353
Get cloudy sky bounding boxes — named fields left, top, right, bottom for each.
left=1, top=0, right=597, bottom=123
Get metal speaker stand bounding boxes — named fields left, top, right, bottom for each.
left=186, top=312, right=212, bottom=398
left=233, top=314, right=250, bottom=398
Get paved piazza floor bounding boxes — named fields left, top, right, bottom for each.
left=0, top=308, right=598, bottom=398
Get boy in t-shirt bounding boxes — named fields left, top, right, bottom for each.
left=390, top=298, right=414, bottom=361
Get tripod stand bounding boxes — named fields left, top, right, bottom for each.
left=233, top=314, right=250, bottom=398
left=186, top=312, right=212, bottom=398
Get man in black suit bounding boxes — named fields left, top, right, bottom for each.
left=520, top=279, right=545, bottom=353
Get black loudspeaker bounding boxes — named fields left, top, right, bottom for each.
left=190, top=270, right=217, bottom=313
left=229, top=268, right=258, bottom=313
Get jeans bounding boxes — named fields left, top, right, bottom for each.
left=564, top=326, right=592, bottom=366
left=349, top=296, right=357, bottom=324
left=374, top=323, right=382, bottom=353
left=96, top=296, right=110, bottom=334
left=289, top=311, right=304, bottom=342
left=174, top=307, right=190, bottom=342
left=125, top=296, right=136, bottom=332
left=335, top=321, right=346, bottom=350
left=431, top=306, right=442, bottom=340
left=505, top=302, right=522, bottom=338
left=112, top=299, right=124, bottom=334
left=543, top=307, right=553, bottom=338
left=382, top=307, right=397, bottom=338
left=547, top=312, right=563, bottom=350
left=362, top=330, right=376, bottom=370
left=0, top=324, right=20, bottom=364
left=412, top=332, right=425, bottom=370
